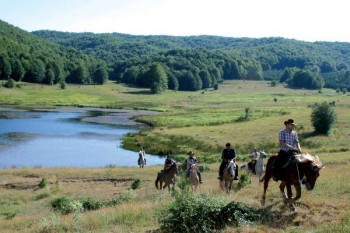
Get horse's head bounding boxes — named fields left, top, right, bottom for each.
left=190, top=163, right=197, bottom=171
left=259, top=151, right=267, bottom=159
left=172, top=162, right=179, bottom=175
left=227, top=160, right=236, bottom=176
left=298, top=154, right=324, bottom=191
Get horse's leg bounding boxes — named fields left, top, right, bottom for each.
left=292, top=183, right=301, bottom=202
left=228, top=180, right=233, bottom=194
left=279, top=181, right=288, bottom=204
left=261, top=174, right=272, bottom=207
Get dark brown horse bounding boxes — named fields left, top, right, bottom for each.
left=260, top=153, right=323, bottom=211
left=155, top=162, right=178, bottom=191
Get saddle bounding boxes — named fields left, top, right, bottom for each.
left=272, top=155, right=296, bottom=181
left=248, top=161, right=256, bottom=174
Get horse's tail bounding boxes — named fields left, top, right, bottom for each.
left=261, top=155, right=276, bottom=183
left=155, top=172, right=162, bottom=189
left=155, top=174, right=160, bottom=189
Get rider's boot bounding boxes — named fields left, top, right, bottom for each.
left=198, top=172, right=203, bottom=184
left=234, top=165, right=239, bottom=180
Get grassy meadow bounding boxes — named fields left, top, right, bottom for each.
left=0, top=80, right=350, bottom=232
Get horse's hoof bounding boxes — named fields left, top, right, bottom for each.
left=260, top=200, right=265, bottom=207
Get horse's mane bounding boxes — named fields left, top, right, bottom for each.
left=295, top=153, right=323, bottom=168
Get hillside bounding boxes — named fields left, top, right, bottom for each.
left=33, top=30, right=350, bottom=91
left=0, top=20, right=107, bottom=85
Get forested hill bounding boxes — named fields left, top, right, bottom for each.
left=33, top=30, right=350, bottom=92
left=33, top=30, right=350, bottom=69
left=0, top=20, right=108, bottom=85
left=1, top=18, right=350, bottom=92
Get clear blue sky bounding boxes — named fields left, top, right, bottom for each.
left=0, top=0, right=349, bottom=42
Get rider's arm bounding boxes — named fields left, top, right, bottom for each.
left=280, top=140, right=294, bottom=150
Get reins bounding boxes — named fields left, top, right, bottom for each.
left=295, top=163, right=302, bottom=185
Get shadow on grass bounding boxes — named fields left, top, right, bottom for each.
left=123, top=90, right=153, bottom=95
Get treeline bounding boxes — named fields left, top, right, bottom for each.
left=2, top=19, right=350, bottom=92
left=112, top=49, right=263, bottom=93
left=33, top=30, right=350, bottom=91
left=0, top=20, right=108, bottom=85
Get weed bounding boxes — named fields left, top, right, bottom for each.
left=38, top=177, right=48, bottom=189
left=131, top=179, right=141, bottom=190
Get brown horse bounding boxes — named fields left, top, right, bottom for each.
left=155, top=162, right=178, bottom=192
left=220, top=160, right=236, bottom=193
left=261, top=153, right=324, bottom=211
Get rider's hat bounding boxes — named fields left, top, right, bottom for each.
left=287, top=119, right=296, bottom=125
left=187, top=151, right=194, bottom=155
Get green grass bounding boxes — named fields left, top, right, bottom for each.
left=1, top=80, right=350, bottom=232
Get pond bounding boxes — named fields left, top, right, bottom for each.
left=0, top=106, right=164, bottom=168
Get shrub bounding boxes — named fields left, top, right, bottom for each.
left=311, top=102, right=336, bottom=135
left=159, top=193, right=269, bottom=232
left=238, top=172, right=250, bottom=189
left=3, top=79, right=15, bottom=88
left=131, top=179, right=141, bottom=190
left=38, top=177, right=48, bottom=188
left=51, top=196, right=83, bottom=214
left=159, top=193, right=227, bottom=232
left=109, top=190, right=135, bottom=206
left=81, top=197, right=106, bottom=211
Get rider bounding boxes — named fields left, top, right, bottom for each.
left=273, top=119, right=302, bottom=181
left=219, top=143, right=238, bottom=180
left=164, top=155, right=175, bottom=171
left=185, top=151, right=202, bottom=184
left=251, top=148, right=260, bottom=174
left=138, top=147, right=146, bottom=166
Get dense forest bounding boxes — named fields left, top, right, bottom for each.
left=0, top=20, right=108, bottom=86
left=1, top=19, right=350, bottom=92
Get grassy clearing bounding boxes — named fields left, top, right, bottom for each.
left=1, top=80, right=350, bottom=232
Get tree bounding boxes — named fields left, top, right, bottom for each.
left=10, top=59, right=25, bottom=81
left=311, top=102, right=336, bottom=135
left=93, top=64, right=108, bottom=84
left=147, top=63, right=168, bottom=94
left=167, top=72, right=179, bottom=91
left=45, top=69, right=55, bottom=85
left=199, top=70, right=212, bottom=88
left=0, top=54, right=12, bottom=79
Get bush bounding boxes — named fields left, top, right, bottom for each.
left=131, top=179, right=141, bottom=189
left=3, top=79, right=15, bottom=88
left=51, top=196, right=83, bottom=214
left=158, top=193, right=270, bottom=232
left=38, top=177, right=48, bottom=188
left=311, top=102, right=337, bottom=135
left=81, top=197, right=106, bottom=211
left=238, top=172, right=250, bottom=188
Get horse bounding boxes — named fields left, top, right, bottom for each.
left=155, top=162, right=178, bottom=192
left=220, top=160, right=237, bottom=193
left=240, top=150, right=267, bottom=183
left=138, top=154, right=146, bottom=169
left=260, top=153, right=324, bottom=211
left=188, top=163, right=200, bottom=191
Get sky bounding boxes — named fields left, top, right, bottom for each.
left=0, top=0, right=349, bottom=42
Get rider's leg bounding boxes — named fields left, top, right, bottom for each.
left=197, top=171, right=202, bottom=183
left=186, top=169, right=190, bottom=178
left=234, top=162, right=239, bottom=180
left=218, top=162, right=226, bottom=180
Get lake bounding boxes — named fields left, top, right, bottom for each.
left=0, top=106, right=164, bottom=168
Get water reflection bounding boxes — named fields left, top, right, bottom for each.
left=0, top=107, right=164, bottom=168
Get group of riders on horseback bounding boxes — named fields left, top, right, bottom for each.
left=152, top=118, right=303, bottom=183
left=150, top=118, right=323, bottom=207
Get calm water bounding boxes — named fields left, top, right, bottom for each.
left=0, top=108, right=164, bottom=168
